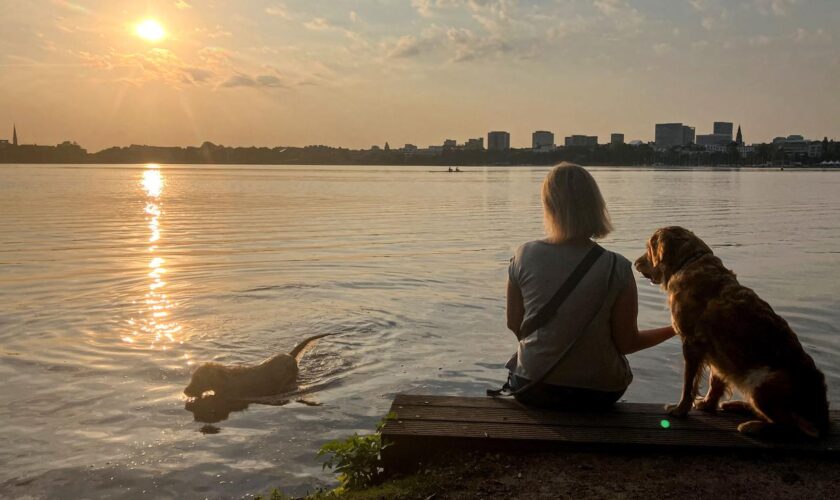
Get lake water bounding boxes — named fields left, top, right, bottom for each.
left=1, top=164, right=838, bottom=498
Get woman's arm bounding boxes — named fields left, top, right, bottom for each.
left=610, top=277, right=675, bottom=355
left=506, top=279, right=525, bottom=340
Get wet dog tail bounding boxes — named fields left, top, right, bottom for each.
left=289, top=333, right=336, bottom=360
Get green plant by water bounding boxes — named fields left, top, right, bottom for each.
left=317, top=412, right=396, bottom=493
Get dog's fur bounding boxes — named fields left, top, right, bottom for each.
left=184, top=333, right=333, bottom=399
left=635, top=226, right=829, bottom=437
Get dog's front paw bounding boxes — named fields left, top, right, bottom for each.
left=693, top=398, right=718, bottom=413
left=737, top=420, right=769, bottom=436
left=665, top=403, right=690, bottom=418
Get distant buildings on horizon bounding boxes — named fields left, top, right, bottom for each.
left=0, top=122, right=834, bottom=162
left=391, top=120, right=758, bottom=156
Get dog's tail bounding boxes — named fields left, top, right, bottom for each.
left=791, top=413, right=822, bottom=439
left=289, top=332, right=336, bottom=360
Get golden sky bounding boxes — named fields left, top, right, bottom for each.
left=1, top=0, right=838, bottom=150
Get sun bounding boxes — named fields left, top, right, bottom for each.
left=136, top=19, right=166, bottom=42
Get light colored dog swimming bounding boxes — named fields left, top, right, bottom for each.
left=184, top=332, right=334, bottom=399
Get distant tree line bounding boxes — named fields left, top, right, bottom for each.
left=1, top=139, right=838, bottom=166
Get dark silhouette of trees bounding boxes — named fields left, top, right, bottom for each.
left=1, top=138, right=837, bottom=166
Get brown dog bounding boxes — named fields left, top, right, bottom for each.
left=635, top=226, right=829, bottom=437
left=184, top=333, right=333, bottom=399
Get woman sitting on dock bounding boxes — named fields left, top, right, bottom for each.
left=505, top=163, right=674, bottom=409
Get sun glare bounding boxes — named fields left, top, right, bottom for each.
left=136, top=19, right=166, bottom=42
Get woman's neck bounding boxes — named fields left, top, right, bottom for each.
left=542, top=236, right=593, bottom=246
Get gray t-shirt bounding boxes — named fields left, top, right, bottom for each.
left=508, top=240, right=633, bottom=391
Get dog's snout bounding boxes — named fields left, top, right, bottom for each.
left=634, top=255, right=645, bottom=270
left=634, top=254, right=650, bottom=272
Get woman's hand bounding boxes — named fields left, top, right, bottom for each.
left=506, top=279, right=525, bottom=340
left=610, top=278, right=676, bottom=354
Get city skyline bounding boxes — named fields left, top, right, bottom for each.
left=1, top=1, right=839, bottom=150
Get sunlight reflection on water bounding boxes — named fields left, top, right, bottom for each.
left=123, top=165, right=184, bottom=352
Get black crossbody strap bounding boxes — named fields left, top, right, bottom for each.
left=505, top=252, right=615, bottom=397
left=518, top=244, right=605, bottom=339
left=486, top=244, right=607, bottom=398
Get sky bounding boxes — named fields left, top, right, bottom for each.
left=0, top=0, right=838, bottom=150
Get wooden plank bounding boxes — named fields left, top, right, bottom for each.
left=390, top=404, right=753, bottom=433
left=384, top=419, right=791, bottom=449
left=394, top=394, right=663, bottom=412
left=381, top=395, right=840, bottom=473
left=392, top=394, right=840, bottom=425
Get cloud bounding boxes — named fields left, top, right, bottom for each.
left=653, top=42, right=672, bottom=56
left=300, top=15, right=366, bottom=50
left=689, top=0, right=710, bottom=12
left=50, top=0, right=91, bottom=15
left=410, top=0, right=460, bottom=17
left=689, top=0, right=728, bottom=30
left=446, top=27, right=512, bottom=62
left=594, top=0, right=623, bottom=16
left=391, top=0, right=660, bottom=64
left=594, top=0, right=645, bottom=33
left=754, top=0, right=798, bottom=17
left=220, top=73, right=286, bottom=88
left=387, top=35, right=426, bottom=58
left=748, top=35, right=772, bottom=47
left=304, top=17, right=332, bottom=31
left=793, top=28, right=832, bottom=45
left=75, top=48, right=211, bottom=86
left=183, top=67, right=214, bottom=82
left=265, top=3, right=291, bottom=19
left=174, top=0, right=191, bottom=9
left=204, top=26, right=232, bottom=39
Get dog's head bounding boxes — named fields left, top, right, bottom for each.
left=185, top=394, right=251, bottom=423
left=184, top=363, right=231, bottom=398
left=635, top=226, right=712, bottom=287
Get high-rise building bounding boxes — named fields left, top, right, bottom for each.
left=736, top=125, right=743, bottom=146
left=610, top=133, right=625, bottom=145
left=443, top=139, right=457, bottom=149
left=696, top=134, right=732, bottom=147
left=713, top=122, right=733, bottom=140
left=655, top=123, right=694, bottom=148
left=487, top=131, right=510, bottom=151
left=532, top=131, right=555, bottom=149
left=564, top=135, right=598, bottom=147
left=12, top=124, right=18, bottom=147
left=682, top=125, right=695, bottom=145
left=464, top=138, right=484, bottom=150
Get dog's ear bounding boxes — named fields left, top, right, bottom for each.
left=649, top=230, right=665, bottom=267
left=656, top=226, right=711, bottom=273
left=657, top=228, right=675, bottom=267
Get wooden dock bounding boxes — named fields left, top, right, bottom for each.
left=381, top=394, right=840, bottom=472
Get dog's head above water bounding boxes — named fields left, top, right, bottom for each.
left=635, top=226, right=713, bottom=287
left=184, top=363, right=231, bottom=398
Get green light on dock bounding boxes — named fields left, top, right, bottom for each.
left=660, top=419, right=671, bottom=429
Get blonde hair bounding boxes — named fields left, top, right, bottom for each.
left=541, top=162, right=613, bottom=242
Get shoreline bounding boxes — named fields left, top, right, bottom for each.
left=1, top=162, right=839, bottom=169
left=265, top=448, right=840, bottom=499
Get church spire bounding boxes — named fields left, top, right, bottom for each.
left=12, top=124, right=18, bottom=146
left=735, top=125, right=743, bottom=146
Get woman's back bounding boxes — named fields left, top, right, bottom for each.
left=508, top=239, right=633, bottom=392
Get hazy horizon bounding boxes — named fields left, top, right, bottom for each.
left=1, top=0, right=838, bottom=150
